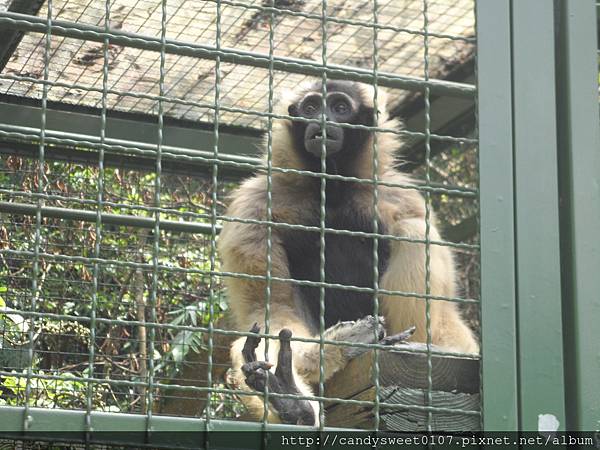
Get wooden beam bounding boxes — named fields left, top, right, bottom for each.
left=0, top=0, right=46, bottom=72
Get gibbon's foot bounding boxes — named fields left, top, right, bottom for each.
left=241, top=326, right=316, bottom=426
left=324, top=316, right=415, bottom=358
left=380, top=325, right=416, bottom=346
left=323, top=315, right=383, bottom=358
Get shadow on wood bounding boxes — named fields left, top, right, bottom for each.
left=324, top=343, right=481, bottom=431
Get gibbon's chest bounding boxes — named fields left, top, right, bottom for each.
left=280, top=196, right=391, bottom=329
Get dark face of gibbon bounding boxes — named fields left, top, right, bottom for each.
left=287, top=81, right=375, bottom=172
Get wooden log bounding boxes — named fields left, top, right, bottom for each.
left=324, top=344, right=480, bottom=431
left=326, top=386, right=480, bottom=431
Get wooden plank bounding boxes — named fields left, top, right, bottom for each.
left=0, top=0, right=45, bottom=71
left=324, top=345, right=479, bottom=401
left=325, top=388, right=375, bottom=429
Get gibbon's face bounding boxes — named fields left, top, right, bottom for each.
left=287, top=81, right=374, bottom=162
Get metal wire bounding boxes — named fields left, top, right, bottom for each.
left=0, top=100, right=478, bottom=149
left=423, top=0, right=434, bottom=433
left=0, top=0, right=476, bottom=130
left=84, top=0, right=109, bottom=441
left=370, top=0, right=381, bottom=432
left=0, top=198, right=479, bottom=251
left=21, top=0, right=52, bottom=433
left=205, top=0, right=221, bottom=435
left=317, top=0, right=328, bottom=430
left=0, top=12, right=475, bottom=98
left=205, top=0, right=476, bottom=43
left=262, top=0, right=275, bottom=431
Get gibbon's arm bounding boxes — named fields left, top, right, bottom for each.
left=376, top=187, right=479, bottom=354
left=218, top=177, right=305, bottom=337
left=218, top=177, right=319, bottom=423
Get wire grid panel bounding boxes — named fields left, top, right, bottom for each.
left=0, top=0, right=475, bottom=129
left=0, top=0, right=481, bottom=435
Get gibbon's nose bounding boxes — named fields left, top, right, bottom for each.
left=304, top=123, right=344, bottom=156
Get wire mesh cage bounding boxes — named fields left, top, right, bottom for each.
left=0, top=0, right=488, bottom=442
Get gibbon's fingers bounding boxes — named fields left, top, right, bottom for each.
left=380, top=325, right=417, bottom=346
left=241, top=361, right=273, bottom=392
left=275, top=328, right=294, bottom=382
left=241, top=360, right=273, bottom=375
left=242, top=323, right=261, bottom=363
left=242, top=328, right=316, bottom=426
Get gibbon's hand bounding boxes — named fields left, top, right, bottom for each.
left=241, top=325, right=316, bottom=426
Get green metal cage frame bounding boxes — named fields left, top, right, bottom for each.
left=0, top=0, right=597, bottom=446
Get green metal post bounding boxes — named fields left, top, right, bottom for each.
left=555, top=0, right=600, bottom=432
left=476, top=0, right=519, bottom=431
left=511, top=0, right=566, bottom=431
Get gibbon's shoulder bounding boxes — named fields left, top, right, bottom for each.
left=378, top=170, right=429, bottom=222
left=225, top=174, right=315, bottom=224
left=225, top=176, right=268, bottom=220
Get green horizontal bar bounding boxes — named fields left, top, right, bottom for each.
left=0, top=125, right=263, bottom=176
left=0, top=139, right=233, bottom=178
left=0, top=201, right=219, bottom=235
left=0, top=98, right=263, bottom=167
left=0, top=11, right=476, bottom=98
left=0, top=129, right=478, bottom=198
left=0, top=99, right=480, bottom=195
left=0, top=190, right=478, bottom=249
left=0, top=374, right=480, bottom=416
left=0, top=72, right=477, bottom=152
left=0, top=406, right=341, bottom=441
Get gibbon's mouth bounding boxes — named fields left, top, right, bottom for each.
left=304, top=126, right=344, bottom=156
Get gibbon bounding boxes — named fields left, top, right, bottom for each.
left=217, top=80, right=478, bottom=426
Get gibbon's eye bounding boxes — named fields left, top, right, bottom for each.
left=305, top=104, right=317, bottom=114
left=302, top=101, right=320, bottom=116
left=300, top=95, right=322, bottom=117
left=333, top=100, right=350, bottom=116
